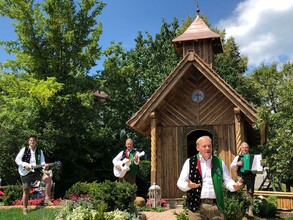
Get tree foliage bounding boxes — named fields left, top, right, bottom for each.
left=1, top=0, right=291, bottom=197
left=0, top=0, right=108, bottom=196
left=250, top=63, right=293, bottom=191
left=0, top=72, right=62, bottom=183
left=99, top=18, right=181, bottom=155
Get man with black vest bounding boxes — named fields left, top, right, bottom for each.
left=15, top=135, right=53, bottom=215
left=177, top=136, right=242, bottom=219
left=112, top=138, right=139, bottom=184
left=231, top=142, right=256, bottom=216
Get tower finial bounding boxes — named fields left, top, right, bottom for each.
left=196, top=0, right=200, bottom=15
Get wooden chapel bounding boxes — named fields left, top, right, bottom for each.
left=126, top=11, right=266, bottom=199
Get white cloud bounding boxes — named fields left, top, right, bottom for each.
left=218, top=0, right=293, bottom=69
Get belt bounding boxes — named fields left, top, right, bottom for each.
left=201, top=199, right=217, bottom=204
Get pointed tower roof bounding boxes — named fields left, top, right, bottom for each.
left=172, top=14, right=223, bottom=56
left=173, top=15, right=221, bottom=42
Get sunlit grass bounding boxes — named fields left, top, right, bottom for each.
left=0, top=207, right=61, bottom=220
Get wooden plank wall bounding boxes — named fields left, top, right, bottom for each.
left=215, top=124, right=237, bottom=174
left=157, top=124, right=238, bottom=198
left=156, top=126, right=179, bottom=198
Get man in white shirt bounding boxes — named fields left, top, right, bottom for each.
left=112, top=138, right=139, bottom=184
left=15, top=135, right=53, bottom=215
left=230, top=142, right=256, bottom=216
left=177, top=136, right=242, bottom=220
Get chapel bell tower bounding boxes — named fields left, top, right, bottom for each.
left=172, top=7, right=223, bottom=69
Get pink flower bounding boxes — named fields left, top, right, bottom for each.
left=160, top=199, right=167, bottom=207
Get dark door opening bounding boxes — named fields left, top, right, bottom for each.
left=187, top=130, right=213, bottom=158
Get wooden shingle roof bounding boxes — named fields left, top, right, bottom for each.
left=173, top=15, right=221, bottom=42
left=126, top=51, right=258, bottom=136
left=172, top=15, right=223, bottom=55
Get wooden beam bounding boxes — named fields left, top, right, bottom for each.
left=150, top=111, right=157, bottom=185
left=234, top=107, right=245, bottom=154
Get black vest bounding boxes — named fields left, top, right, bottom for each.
left=186, top=155, right=203, bottom=212
left=22, top=147, right=41, bottom=165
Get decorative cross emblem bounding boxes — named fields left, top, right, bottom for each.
left=192, top=90, right=205, bottom=103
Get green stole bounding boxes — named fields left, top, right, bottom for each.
left=35, top=148, right=41, bottom=165
left=127, top=149, right=138, bottom=177
left=211, top=156, right=224, bottom=212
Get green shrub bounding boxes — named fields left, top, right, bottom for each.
left=223, top=188, right=247, bottom=220
left=2, top=185, right=22, bottom=205
left=65, top=180, right=137, bottom=213
left=91, top=180, right=137, bottom=212
left=64, top=181, right=93, bottom=198
left=253, top=195, right=277, bottom=218
left=56, top=202, right=106, bottom=220
left=172, top=209, right=188, bottom=220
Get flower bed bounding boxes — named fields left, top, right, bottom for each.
left=13, top=198, right=65, bottom=206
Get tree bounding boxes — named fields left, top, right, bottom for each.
left=214, top=36, right=262, bottom=106
left=0, top=73, right=62, bottom=183
left=250, top=63, right=293, bottom=191
left=0, top=0, right=108, bottom=196
left=99, top=18, right=181, bottom=157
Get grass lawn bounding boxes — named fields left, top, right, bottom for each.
left=0, top=207, right=61, bottom=220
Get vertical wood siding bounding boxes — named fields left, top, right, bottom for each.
left=156, top=124, right=237, bottom=198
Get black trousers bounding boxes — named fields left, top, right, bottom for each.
left=241, top=171, right=256, bottom=194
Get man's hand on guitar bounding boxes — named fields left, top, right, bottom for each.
left=44, top=163, right=50, bottom=170
left=133, top=155, right=139, bottom=163
left=115, top=165, right=122, bottom=171
left=24, top=164, right=31, bottom=171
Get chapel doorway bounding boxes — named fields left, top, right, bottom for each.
left=187, top=130, right=213, bottom=158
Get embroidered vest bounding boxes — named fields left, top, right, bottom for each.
left=186, top=155, right=202, bottom=212
left=22, top=147, right=41, bottom=165
left=121, top=148, right=138, bottom=177
left=186, top=154, right=225, bottom=212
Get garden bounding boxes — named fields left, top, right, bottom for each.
left=1, top=178, right=292, bottom=220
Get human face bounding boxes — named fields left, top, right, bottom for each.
left=29, top=137, right=37, bottom=149
left=241, top=143, right=249, bottom=154
left=125, top=139, right=133, bottom=150
left=196, top=137, right=212, bottom=161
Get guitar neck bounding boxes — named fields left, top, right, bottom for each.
left=32, top=162, right=56, bottom=169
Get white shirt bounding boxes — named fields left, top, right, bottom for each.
left=230, top=155, right=240, bottom=169
left=177, top=154, right=236, bottom=199
left=15, top=146, right=45, bottom=167
left=112, top=149, right=139, bottom=166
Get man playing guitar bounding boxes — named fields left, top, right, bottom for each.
left=15, top=135, right=53, bottom=215
left=112, top=138, right=140, bottom=184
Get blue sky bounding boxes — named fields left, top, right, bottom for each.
left=1, top=0, right=293, bottom=72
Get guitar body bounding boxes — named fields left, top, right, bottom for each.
left=113, top=158, right=131, bottom=178
left=18, top=161, right=61, bottom=176
left=113, top=151, right=145, bottom=178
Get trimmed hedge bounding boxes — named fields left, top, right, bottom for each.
left=65, top=180, right=137, bottom=212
